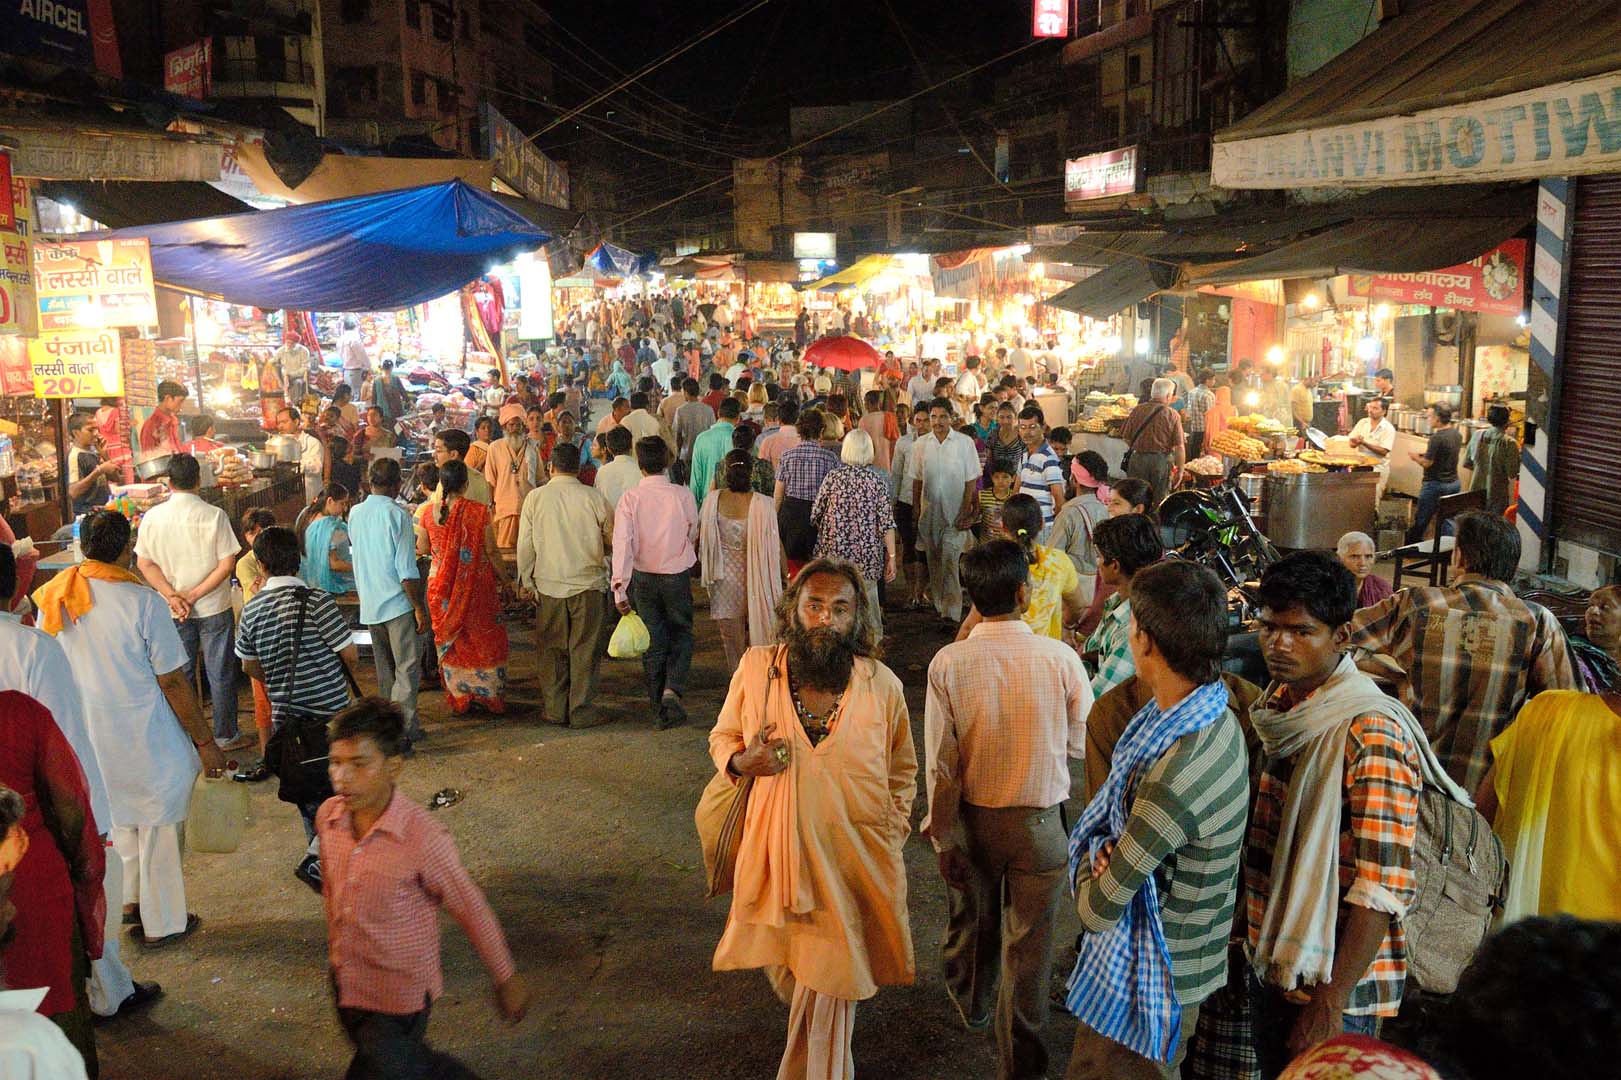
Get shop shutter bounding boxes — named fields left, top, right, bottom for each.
left=1551, top=174, right=1621, bottom=555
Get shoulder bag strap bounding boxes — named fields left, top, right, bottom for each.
left=280, top=588, right=310, bottom=703
left=1123, top=402, right=1167, bottom=449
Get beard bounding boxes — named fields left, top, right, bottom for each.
left=784, top=623, right=858, bottom=692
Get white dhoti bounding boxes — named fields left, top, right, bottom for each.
left=112, top=823, right=188, bottom=939
left=88, top=837, right=136, bottom=1015
left=919, top=511, right=969, bottom=623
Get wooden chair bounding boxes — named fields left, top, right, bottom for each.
left=1390, top=488, right=1487, bottom=589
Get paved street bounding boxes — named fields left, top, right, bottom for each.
left=98, top=600, right=1086, bottom=1079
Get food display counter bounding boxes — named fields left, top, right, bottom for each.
left=1075, top=432, right=1128, bottom=476
left=1387, top=431, right=1476, bottom=499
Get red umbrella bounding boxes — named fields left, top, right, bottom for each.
left=802, top=335, right=883, bottom=372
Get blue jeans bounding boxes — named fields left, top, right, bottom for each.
left=1407, top=479, right=1461, bottom=544
left=1248, top=976, right=1380, bottom=1079
left=175, top=608, right=239, bottom=742
left=630, top=570, right=694, bottom=705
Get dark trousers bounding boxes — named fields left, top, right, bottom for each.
left=337, top=995, right=480, bottom=1080
left=630, top=569, right=694, bottom=705
left=943, top=804, right=1068, bottom=1080
left=1248, top=977, right=1379, bottom=1079
left=1406, top=479, right=1461, bottom=544
left=1126, top=450, right=1173, bottom=507
left=1186, top=429, right=1204, bottom=464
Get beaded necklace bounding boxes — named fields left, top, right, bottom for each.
left=789, top=678, right=845, bottom=747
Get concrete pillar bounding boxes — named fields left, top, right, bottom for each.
left=1517, top=177, right=1571, bottom=572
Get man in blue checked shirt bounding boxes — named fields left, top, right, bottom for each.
left=1064, top=561, right=1250, bottom=1078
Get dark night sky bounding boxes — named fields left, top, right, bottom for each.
left=542, top=0, right=1032, bottom=127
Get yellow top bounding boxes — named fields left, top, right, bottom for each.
left=1024, top=543, right=1079, bottom=640
left=236, top=550, right=266, bottom=612
left=1491, top=690, right=1621, bottom=922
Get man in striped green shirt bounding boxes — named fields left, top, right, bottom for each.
left=1067, top=560, right=1250, bottom=1078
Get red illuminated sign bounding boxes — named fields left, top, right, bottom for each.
left=1032, top=0, right=1069, bottom=39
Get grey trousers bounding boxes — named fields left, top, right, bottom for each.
left=369, top=609, right=423, bottom=738
left=1066, top=1001, right=1201, bottom=1080
left=943, top=804, right=1068, bottom=1080
left=534, top=589, right=609, bottom=726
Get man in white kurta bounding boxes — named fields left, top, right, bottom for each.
left=47, top=528, right=219, bottom=943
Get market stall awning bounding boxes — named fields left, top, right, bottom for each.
left=800, top=254, right=898, bottom=292
left=1183, top=189, right=1533, bottom=285
left=37, top=180, right=254, bottom=229
left=1211, top=0, right=1621, bottom=189
left=72, top=180, right=548, bottom=311
left=1041, top=259, right=1176, bottom=319
left=230, top=141, right=498, bottom=203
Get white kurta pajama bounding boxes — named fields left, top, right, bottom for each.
left=54, top=580, right=201, bottom=939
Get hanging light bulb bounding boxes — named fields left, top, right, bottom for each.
left=1302, top=291, right=1322, bottom=310
left=1265, top=344, right=1285, bottom=365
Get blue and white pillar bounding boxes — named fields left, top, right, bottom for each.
left=1518, top=178, right=1571, bottom=571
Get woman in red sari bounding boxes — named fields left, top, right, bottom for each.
left=424, top=460, right=514, bottom=713
left=0, top=690, right=105, bottom=1074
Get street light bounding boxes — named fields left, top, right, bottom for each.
left=1265, top=344, right=1285, bottom=365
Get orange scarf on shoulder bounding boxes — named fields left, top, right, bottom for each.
left=33, top=559, right=148, bottom=636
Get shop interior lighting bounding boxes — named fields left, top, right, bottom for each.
left=1103, top=334, right=1123, bottom=354
left=1372, top=303, right=1392, bottom=324
left=1356, top=335, right=1381, bottom=361
left=1266, top=345, right=1285, bottom=365
left=1135, top=337, right=1151, bottom=355
left=1301, top=291, right=1321, bottom=310
left=1243, top=390, right=1261, bottom=408
left=1516, top=312, right=1529, bottom=327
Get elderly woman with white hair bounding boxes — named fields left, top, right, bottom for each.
left=1338, top=529, right=1394, bottom=608
left=811, top=430, right=898, bottom=634
left=1119, top=376, right=1186, bottom=505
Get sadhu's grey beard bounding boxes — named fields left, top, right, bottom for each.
left=784, top=624, right=856, bottom=692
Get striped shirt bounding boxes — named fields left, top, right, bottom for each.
left=776, top=442, right=841, bottom=501
left=1087, top=594, right=1136, bottom=700
left=234, top=578, right=352, bottom=724
left=1076, top=709, right=1250, bottom=1006
left=1347, top=578, right=1578, bottom=791
left=1018, top=441, right=1064, bottom=532
left=319, top=789, right=516, bottom=1014
left=1245, top=711, right=1421, bottom=1017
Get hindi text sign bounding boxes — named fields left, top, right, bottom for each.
left=28, top=328, right=124, bottom=398
left=32, top=237, right=158, bottom=330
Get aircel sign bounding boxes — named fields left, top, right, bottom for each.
left=1213, top=70, right=1621, bottom=189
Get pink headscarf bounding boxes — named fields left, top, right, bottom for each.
left=1072, top=457, right=1113, bottom=505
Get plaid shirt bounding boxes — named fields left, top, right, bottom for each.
left=1347, top=578, right=1578, bottom=791
left=776, top=442, right=841, bottom=501
left=1245, top=709, right=1421, bottom=1017
left=1086, top=594, right=1136, bottom=700
left=319, top=790, right=516, bottom=1014
left=1184, top=385, right=1215, bottom=432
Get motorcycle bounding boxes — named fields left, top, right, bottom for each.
left=1158, top=463, right=1280, bottom=600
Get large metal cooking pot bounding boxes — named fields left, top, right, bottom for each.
left=248, top=450, right=277, bottom=470
left=265, top=434, right=302, bottom=464
left=135, top=454, right=173, bottom=480
left=1411, top=412, right=1432, bottom=436
left=1263, top=471, right=1380, bottom=549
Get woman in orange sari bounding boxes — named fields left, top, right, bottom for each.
left=424, top=460, right=513, bottom=713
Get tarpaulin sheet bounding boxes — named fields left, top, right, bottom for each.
left=70, top=180, right=548, bottom=312
left=1041, top=258, right=1177, bottom=319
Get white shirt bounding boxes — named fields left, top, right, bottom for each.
left=296, top=430, right=324, bottom=478
left=339, top=330, right=369, bottom=373
left=1008, top=347, right=1033, bottom=378
left=0, top=988, right=88, bottom=1080
left=910, top=429, right=981, bottom=521
left=908, top=374, right=935, bottom=406
left=54, top=580, right=201, bottom=827
left=273, top=343, right=310, bottom=385
left=1349, top=417, right=1397, bottom=472
left=891, top=432, right=917, bottom=504
left=0, top=615, right=112, bottom=833
left=650, top=357, right=674, bottom=388
left=621, top=409, right=663, bottom=446
left=134, top=491, right=241, bottom=618
left=954, top=369, right=983, bottom=401
left=595, top=455, right=643, bottom=513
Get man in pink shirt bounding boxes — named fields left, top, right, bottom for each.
left=757, top=398, right=803, bottom=467
left=611, top=437, right=699, bottom=728
left=320, top=699, right=530, bottom=1077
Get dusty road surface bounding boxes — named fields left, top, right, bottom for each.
left=97, top=599, right=1093, bottom=1079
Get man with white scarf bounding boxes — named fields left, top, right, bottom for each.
left=1246, top=552, right=1470, bottom=1077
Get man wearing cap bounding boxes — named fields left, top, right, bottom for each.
left=483, top=404, right=544, bottom=549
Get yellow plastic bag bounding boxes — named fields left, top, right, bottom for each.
left=608, top=611, right=650, bottom=659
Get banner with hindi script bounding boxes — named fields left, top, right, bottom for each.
left=28, top=328, right=124, bottom=398
left=1346, top=239, right=1527, bottom=316
left=32, top=237, right=158, bottom=331
left=0, top=169, right=37, bottom=338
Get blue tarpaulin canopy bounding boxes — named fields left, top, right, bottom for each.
left=73, top=180, right=549, bottom=312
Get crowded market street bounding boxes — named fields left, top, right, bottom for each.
left=94, top=607, right=1038, bottom=1080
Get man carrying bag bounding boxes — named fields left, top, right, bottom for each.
left=236, top=526, right=361, bottom=893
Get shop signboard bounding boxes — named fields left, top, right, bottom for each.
left=792, top=232, right=837, bottom=260
left=1064, top=146, right=1140, bottom=207
left=0, top=150, right=12, bottom=231
left=1, top=0, right=121, bottom=75
left=517, top=256, right=554, bottom=340
left=1346, top=239, right=1528, bottom=316
left=27, top=328, right=123, bottom=398
left=482, top=104, right=570, bottom=210
left=0, top=173, right=38, bottom=338
left=1214, top=70, right=1621, bottom=189
left=32, top=237, right=158, bottom=330
left=163, top=40, right=212, bottom=100
left=1031, top=0, right=1068, bottom=38
left=0, top=338, right=31, bottom=395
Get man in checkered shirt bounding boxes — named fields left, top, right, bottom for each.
left=319, top=699, right=530, bottom=1077
left=1084, top=514, right=1166, bottom=700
